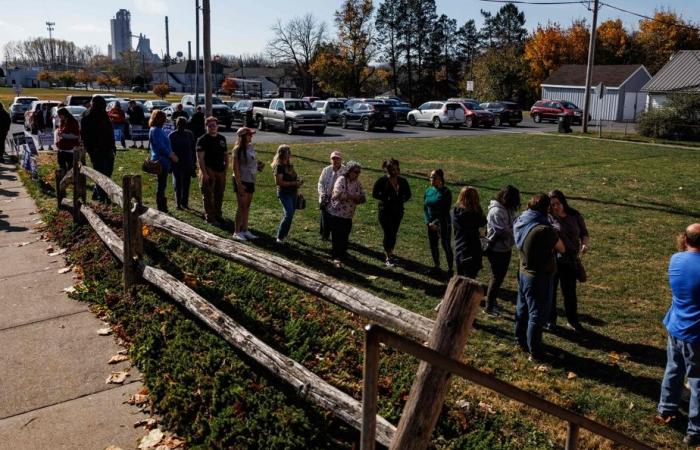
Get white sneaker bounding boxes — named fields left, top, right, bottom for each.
left=276, top=238, right=284, bottom=244
left=232, top=233, right=247, bottom=242
left=242, top=230, right=258, bottom=240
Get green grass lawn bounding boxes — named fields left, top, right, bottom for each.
left=33, top=133, right=699, bottom=448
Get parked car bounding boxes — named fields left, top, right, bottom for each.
left=380, top=98, right=412, bottom=122
left=530, top=100, right=584, bottom=125
left=448, top=97, right=478, bottom=103
left=262, top=90, right=279, bottom=98
left=65, top=95, right=93, bottom=107
left=344, top=98, right=382, bottom=110
left=143, top=100, right=172, bottom=112
left=223, top=100, right=238, bottom=110
left=231, top=99, right=271, bottom=127
left=51, top=105, right=87, bottom=126
left=407, top=101, right=465, bottom=128
left=24, top=100, right=61, bottom=134
left=254, top=99, right=326, bottom=135
left=162, top=105, right=196, bottom=122
left=312, top=100, right=345, bottom=123
left=93, top=93, right=118, bottom=102
left=457, top=101, right=495, bottom=128
left=302, top=96, right=319, bottom=104
left=480, top=101, right=523, bottom=126
left=9, top=96, right=39, bottom=123
left=339, top=101, right=397, bottom=131
left=181, top=94, right=232, bottom=129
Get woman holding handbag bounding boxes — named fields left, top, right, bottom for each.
left=149, top=110, right=178, bottom=213
left=546, top=189, right=589, bottom=332
left=271, top=145, right=303, bottom=244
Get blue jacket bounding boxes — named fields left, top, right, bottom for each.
left=513, top=209, right=550, bottom=251
left=149, top=126, right=173, bottom=172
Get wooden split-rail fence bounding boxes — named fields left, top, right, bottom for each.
left=53, top=148, right=654, bottom=450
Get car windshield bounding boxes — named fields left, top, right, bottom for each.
left=146, top=101, right=170, bottom=110
left=561, top=101, right=578, bottom=109
left=67, top=106, right=86, bottom=115
left=285, top=101, right=313, bottom=111
left=17, top=98, right=38, bottom=105
left=464, top=102, right=483, bottom=110
left=193, top=96, right=223, bottom=105
left=328, top=102, right=344, bottom=109
left=365, top=99, right=382, bottom=104
left=382, top=99, right=399, bottom=106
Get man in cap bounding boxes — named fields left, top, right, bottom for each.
left=317, top=150, right=344, bottom=240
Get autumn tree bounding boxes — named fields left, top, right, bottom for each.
left=266, top=14, right=327, bottom=96
left=596, top=19, right=632, bottom=64
left=566, top=20, right=590, bottom=64
left=75, top=70, right=94, bottom=90
left=37, top=70, right=56, bottom=87
left=634, top=9, right=700, bottom=73
left=310, top=44, right=354, bottom=96
left=153, top=82, right=171, bottom=99
left=523, top=23, right=568, bottom=91
left=334, top=0, right=377, bottom=96
left=220, top=78, right=236, bottom=95
left=56, top=71, right=76, bottom=87
left=472, top=46, right=524, bottom=102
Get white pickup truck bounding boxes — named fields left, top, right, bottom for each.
left=253, top=98, right=326, bottom=135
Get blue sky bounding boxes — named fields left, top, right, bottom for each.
left=0, top=0, right=698, bottom=60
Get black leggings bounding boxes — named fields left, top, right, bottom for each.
left=330, top=215, right=353, bottom=260
left=549, top=260, right=578, bottom=325
left=428, top=219, right=453, bottom=271
left=379, top=211, right=403, bottom=254
left=486, top=250, right=511, bottom=309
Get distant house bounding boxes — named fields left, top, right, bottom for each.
left=5, top=67, right=43, bottom=88
left=541, top=64, right=651, bottom=122
left=223, top=67, right=298, bottom=97
left=152, top=60, right=229, bottom=93
left=642, top=50, right=700, bottom=110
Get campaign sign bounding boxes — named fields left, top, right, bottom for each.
left=26, top=138, right=38, bottom=155
left=113, top=127, right=123, bottom=142
left=21, top=144, right=31, bottom=171
left=38, top=132, right=54, bottom=147
left=12, top=132, right=26, bottom=147
left=130, top=125, right=149, bottom=141
left=162, top=122, right=175, bottom=134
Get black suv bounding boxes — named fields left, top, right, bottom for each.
left=232, top=99, right=271, bottom=127
left=479, top=101, right=523, bottom=126
left=339, top=101, right=397, bottom=131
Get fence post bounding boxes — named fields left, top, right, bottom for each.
left=565, top=422, right=580, bottom=450
left=80, top=149, right=87, bottom=205
left=389, top=276, right=484, bottom=450
left=122, top=175, right=143, bottom=296
left=55, top=168, right=64, bottom=211
left=361, top=327, right=381, bottom=450
left=71, top=148, right=83, bottom=224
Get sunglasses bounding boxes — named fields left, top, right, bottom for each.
left=207, top=123, right=218, bottom=128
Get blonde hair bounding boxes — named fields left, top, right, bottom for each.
left=271, top=144, right=291, bottom=169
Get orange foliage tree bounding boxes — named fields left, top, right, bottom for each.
left=566, top=20, right=590, bottom=64
left=596, top=19, right=632, bottom=64
left=634, top=9, right=700, bottom=73
left=152, top=82, right=171, bottom=99
left=523, top=24, right=568, bottom=91
left=220, top=78, right=236, bottom=95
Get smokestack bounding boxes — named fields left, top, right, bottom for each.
left=165, top=16, right=170, bottom=59
left=188, top=41, right=192, bottom=60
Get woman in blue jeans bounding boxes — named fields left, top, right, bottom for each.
left=271, top=145, right=303, bottom=243
left=148, top=110, right=179, bottom=212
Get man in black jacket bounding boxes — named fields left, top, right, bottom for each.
left=127, top=100, right=146, bottom=149
left=81, top=96, right=116, bottom=202
left=0, top=103, right=11, bottom=160
left=188, top=106, right=206, bottom=140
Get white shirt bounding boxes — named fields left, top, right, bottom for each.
left=317, top=164, right=343, bottom=203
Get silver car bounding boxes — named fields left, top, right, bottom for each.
left=407, top=101, right=466, bottom=128
left=312, top=100, right=345, bottom=123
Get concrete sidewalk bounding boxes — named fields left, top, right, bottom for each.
left=0, top=161, right=148, bottom=450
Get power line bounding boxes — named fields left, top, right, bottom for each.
left=599, top=2, right=700, bottom=32
left=480, top=0, right=585, bottom=4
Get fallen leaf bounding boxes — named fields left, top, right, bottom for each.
left=183, top=273, right=197, bottom=288
left=104, top=446, right=124, bottom=450
left=127, top=393, right=149, bottom=405
left=653, top=414, right=674, bottom=425
left=46, top=245, right=54, bottom=253
left=366, top=275, right=378, bottom=280
left=106, top=371, right=130, bottom=384
left=628, top=402, right=635, bottom=410
left=534, top=365, right=550, bottom=373
left=58, top=267, right=72, bottom=274
left=138, top=429, right=164, bottom=449
left=17, top=241, right=30, bottom=247
left=62, top=286, right=76, bottom=294
left=48, top=248, right=67, bottom=256
left=97, top=328, right=112, bottom=336
left=134, top=418, right=157, bottom=429
left=477, top=401, right=496, bottom=415
left=142, top=225, right=151, bottom=237
left=455, top=399, right=470, bottom=410
left=108, top=354, right=129, bottom=364
left=567, top=371, right=577, bottom=380
left=159, top=436, right=186, bottom=449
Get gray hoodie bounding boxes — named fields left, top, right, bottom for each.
left=485, top=200, right=517, bottom=252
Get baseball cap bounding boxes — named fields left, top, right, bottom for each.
left=236, top=127, right=256, bottom=136
left=330, top=151, right=342, bottom=159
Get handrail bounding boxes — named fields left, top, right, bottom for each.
left=361, top=324, right=655, bottom=450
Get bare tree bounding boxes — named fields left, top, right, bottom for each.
left=266, top=14, right=326, bottom=95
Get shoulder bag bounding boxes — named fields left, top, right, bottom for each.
left=142, top=158, right=162, bottom=175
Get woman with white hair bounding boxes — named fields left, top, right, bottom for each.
left=326, top=160, right=366, bottom=268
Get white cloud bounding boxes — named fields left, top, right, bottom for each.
left=69, top=24, right=105, bottom=33
left=133, top=0, right=168, bottom=16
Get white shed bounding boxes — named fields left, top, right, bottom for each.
left=540, top=65, right=651, bottom=122
left=642, top=50, right=700, bottom=110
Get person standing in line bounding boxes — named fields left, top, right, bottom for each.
left=189, top=106, right=206, bottom=141
left=513, top=193, right=565, bottom=362
left=317, top=151, right=344, bottom=241
left=484, top=185, right=521, bottom=316
left=545, top=189, right=589, bottom=332
left=171, top=103, right=190, bottom=122
left=327, top=161, right=366, bottom=269
left=271, top=145, right=303, bottom=244
left=108, top=101, right=127, bottom=149
left=424, top=169, right=454, bottom=278
left=196, top=116, right=228, bottom=226
left=127, top=100, right=146, bottom=149
left=372, top=158, right=412, bottom=267
left=149, top=110, right=179, bottom=213
left=232, top=127, right=263, bottom=241
left=0, top=103, right=10, bottom=161
left=657, top=223, right=700, bottom=446
left=80, top=96, right=116, bottom=202
left=452, top=186, right=487, bottom=278
left=168, top=117, right=196, bottom=210
left=54, top=107, right=81, bottom=173
left=35, top=103, right=53, bottom=150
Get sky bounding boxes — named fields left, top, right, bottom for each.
left=0, top=0, right=698, bottom=60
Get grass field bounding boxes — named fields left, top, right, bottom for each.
left=0, top=86, right=183, bottom=106
left=26, top=132, right=700, bottom=448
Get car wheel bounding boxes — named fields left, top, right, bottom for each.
left=532, top=113, right=541, bottom=123
left=257, top=117, right=265, bottom=131
left=362, top=118, right=371, bottom=132
left=465, top=117, right=473, bottom=128
left=408, top=115, right=417, bottom=126
left=432, top=117, right=441, bottom=129
left=285, top=120, right=295, bottom=135
left=341, top=117, right=348, bottom=129
left=385, top=125, right=395, bottom=132
left=495, top=116, right=502, bottom=126
left=314, top=128, right=325, bottom=136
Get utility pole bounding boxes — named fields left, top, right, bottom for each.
left=195, top=0, right=201, bottom=100
left=582, top=0, right=599, bottom=133
left=202, top=0, right=212, bottom=115
left=46, top=21, right=55, bottom=68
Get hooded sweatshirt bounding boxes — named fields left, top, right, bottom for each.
left=513, top=209, right=550, bottom=251
left=485, top=200, right=516, bottom=252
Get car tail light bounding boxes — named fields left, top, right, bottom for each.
left=443, top=105, right=448, bottom=113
